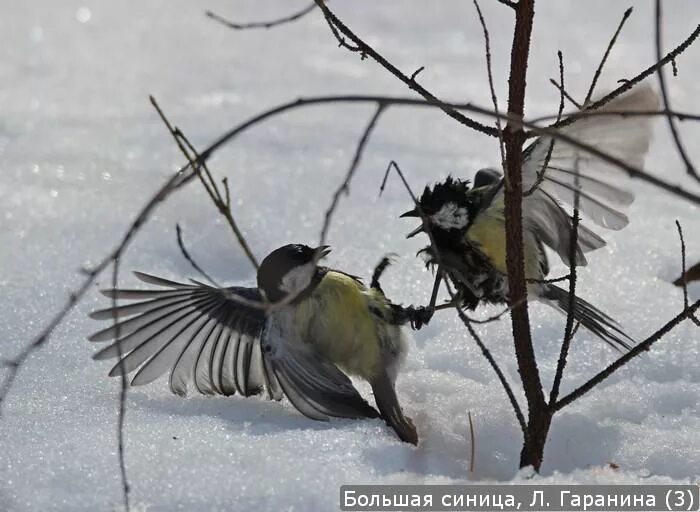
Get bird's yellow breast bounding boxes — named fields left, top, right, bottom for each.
left=467, top=210, right=542, bottom=279
left=467, top=215, right=509, bottom=273
left=294, top=271, right=386, bottom=379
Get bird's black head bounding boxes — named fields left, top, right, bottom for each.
left=257, top=244, right=331, bottom=302
left=400, top=176, right=476, bottom=238
left=400, top=170, right=502, bottom=239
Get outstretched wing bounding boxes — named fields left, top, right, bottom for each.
left=520, top=85, right=658, bottom=265
left=89, top=271, right=379, bottom=423
left=470, top=86, right=656, bottom=266
left=88, top=272, right=280, bottom=399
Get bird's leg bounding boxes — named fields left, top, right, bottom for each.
left=405, top=271, right=442, bottom=329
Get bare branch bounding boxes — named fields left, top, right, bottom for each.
left=527, top=274, right=570, bottom=285
left=177, top=93, right=700, bottom=207
left=468, top=411, right=476, bottom=474
left=549, top=78, right=582, bottom=110
left=473, top=0, right=506, bottom=171
left=496, top=0, right=517, bottom=8
left=444, top=280, right=529, bottom=440
left=584, top=7, right=633, bottom=104
left=206, top=2, right=316, bottom=30
left=150, top=95, right=260, bottom=270
left=551, top=297, right=700, bottom=412
left=549, top=155, right=582, bottom=404
left=675, top=221, right=700, bottom=326
left=312, top=0, right=500, bottom=138
left=433, top=299, right=527, bottom=325
left=526, top=51, right=566, bottom=196
left=152, top=98, right=371, bottom=314
left=410, top=66, right=425, bottom=81
left=193, top=95, right=491, bottom=171
left=175, top=223, right=220, bottom=287
left=501, top=0, right=546, bottom=470
left=110, top=261, right=131, bottom=512
left=547, top=22, right=700, bottom=134
left=530, top=107, right=700, bottom=125
left=318, top=104, right=385, bottom=245
left=655, top=0, right=699, bottom=183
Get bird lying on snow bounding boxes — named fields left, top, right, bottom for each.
left=88, top=244, right=420, bottom=444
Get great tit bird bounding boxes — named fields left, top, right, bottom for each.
left=401, top=85, right=659, bottom=350
left=88, top=244, right=418, bottom=444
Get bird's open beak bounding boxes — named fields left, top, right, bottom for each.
left=405, top=225, right=424, bottom=239
left=399, top=208, right=419, bottom=218
left=315, top=245, right=332, bottom=259
left=400, top=209, right=424, bottom=238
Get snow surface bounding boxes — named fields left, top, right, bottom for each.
left=1, top=0, right=699, bottom=510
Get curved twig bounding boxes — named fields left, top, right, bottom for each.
left=584, top=7, right=633, bottom=104
left=654, top=0, right=699, bottom=183
left=547, top=22, right=700, bottom=134
left=318, top=104, right=385, bottom=245
left=206, top=2, right=316, bottom=31
left=311, top=0, right=499, bottom=138
left=551, top=297, right=700, bottom=412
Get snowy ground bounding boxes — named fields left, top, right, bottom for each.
left=1, top=1, right=699, bottom=510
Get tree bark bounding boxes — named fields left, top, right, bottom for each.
left=502, top=0, right=551, bottom=471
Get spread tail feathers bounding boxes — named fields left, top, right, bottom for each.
left=542, top=284, right=634, bottom=352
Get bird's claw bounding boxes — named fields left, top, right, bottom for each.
left=406, top=305, right=433, bottom=330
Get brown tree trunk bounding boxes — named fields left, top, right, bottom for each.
left=502, top=0, right=552, bottom=471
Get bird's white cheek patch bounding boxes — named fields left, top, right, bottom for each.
left=280, top=263, right=315, bottom=294
left=432, top=202, right=470, bottom=229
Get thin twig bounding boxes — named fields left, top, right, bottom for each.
left=675, top=220, right=700, bottom=326
left=410, top=66, right=425, bottom=81
left=177, top=93, right=700, bottom=207
left=654, top=0, right=699, bottom=183
left=473, top=0, right=506, bottom=171
left=495, top=0, right=517, bottom=8
left=432, top=298, right=527, bottom=325
left=318, top=4, right=363, bottom=53
left=526, top=51, right=566, bottom=196
left=151, top=99, right=366, bottom=313
left=584, top=7, right=633, bottom=104
left=206, top=2, right=316, bottom=30
left=178, top=95, right=700, bottom=208
left=552, top=297, right=700, bottom=412
left=530, top=107, right=700, bottom=125
left=175, top=223, right=220, bottom=287
left=318, top=104, right=385, bottom=245
left=549, top=155, right=581, bottom=405
left=150, top=96, right=260, bottom=270
left=192, top=96, right=490, bottom=171
left=468, top=411, right=476, bottom=474
left=312, top=0, right=499, bottom=138
left=549, top=79, right=582, bottom=110
left=547, top=22, right=700, bottom=134
left=444, top=280, right=529, bottom=441
left=110, top=261, right=131, bottom=512
left=527, top=274, right=570, bottom=285
left=380, top=160, right=528, bottom=439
